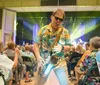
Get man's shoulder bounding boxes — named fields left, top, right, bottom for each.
left=41, top=25, right=48, bottom=30
left=38, top=25, right=49, bottom=34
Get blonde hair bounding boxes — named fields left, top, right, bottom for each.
left=52, top=9, right=65, bottom=19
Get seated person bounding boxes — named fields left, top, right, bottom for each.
left=67, top=44, right=84, bottom=76
left=21, top=44, right=36, bottom=82
left=74, top=36, right=100, bottom=84
left=0, top=41, right=19, bottom=85
left=4, top=41, right=23, bottom=84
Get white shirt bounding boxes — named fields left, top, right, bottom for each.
left=0, top=54, right=14, bottom=85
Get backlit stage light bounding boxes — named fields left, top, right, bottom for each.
left=70, top=18, right=99, bottom=42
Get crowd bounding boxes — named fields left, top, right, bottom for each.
left=0, top=36, right=100, bottom=85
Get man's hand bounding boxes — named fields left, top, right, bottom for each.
left=37, top=56, right=45, bottom=67
left=52, top=44, right=63, bottom=54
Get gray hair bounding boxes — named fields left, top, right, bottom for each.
left=90, top=36, right=100, bottom=49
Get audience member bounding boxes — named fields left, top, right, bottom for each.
left=0, top=41, right=19, bottom=85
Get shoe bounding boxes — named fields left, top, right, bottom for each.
left=25, top=79, right=32, bottom=83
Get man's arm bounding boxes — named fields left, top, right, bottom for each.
left=33, top=43, right=41, bottom=61
left=63, top=45, right=71, bottom=53
left=33, top=42, right=45, bottom=68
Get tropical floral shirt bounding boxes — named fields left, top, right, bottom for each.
left=80, top=50, right=100, bottom=85
left=80, top=50, right=98, bottom=71
left=34, top=23, right=71, bottom=63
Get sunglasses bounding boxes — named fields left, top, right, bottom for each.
left=54, top=16, right=63, bottom=22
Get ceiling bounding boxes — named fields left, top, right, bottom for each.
left=5, top=6, right=100, bottom=12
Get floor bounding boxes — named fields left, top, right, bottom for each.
left=19, top=73, right=77, bottom=85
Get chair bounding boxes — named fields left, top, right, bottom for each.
left=22, top=56, right=36, bottom=76
left=22, top=56, right=35, bottom=66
